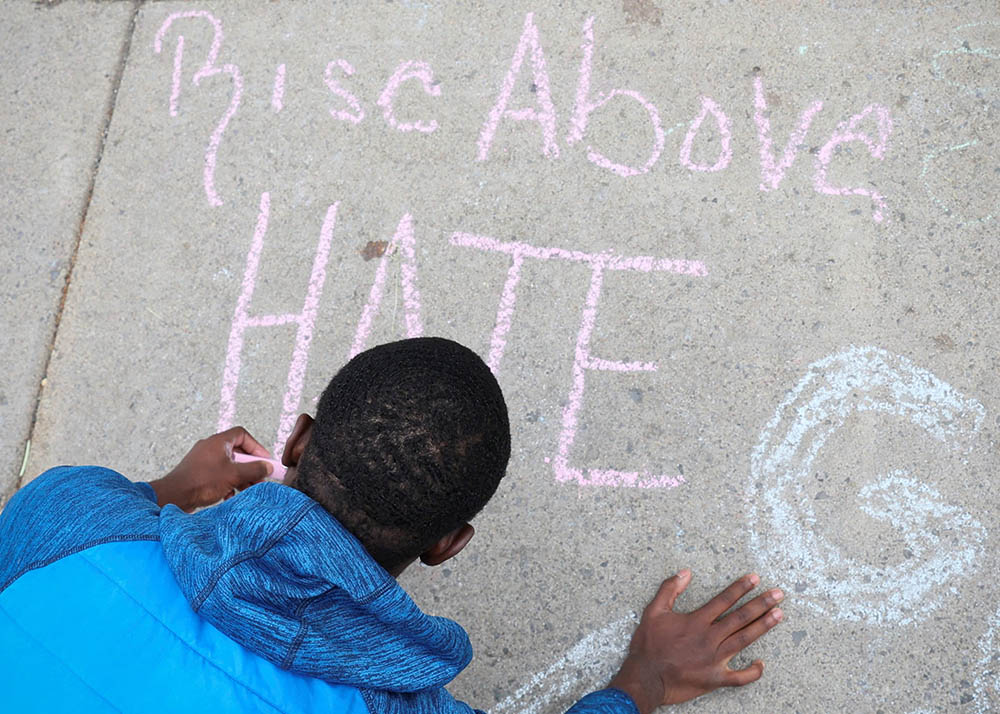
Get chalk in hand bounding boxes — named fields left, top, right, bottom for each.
left=233, top=451, right=287, bottom=480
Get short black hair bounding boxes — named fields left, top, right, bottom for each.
left=293, top=337, right=511, bottom=570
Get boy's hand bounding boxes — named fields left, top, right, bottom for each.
left=608, top=570, right=783, bottom=713
left=149, top=427, right=274, bottom=512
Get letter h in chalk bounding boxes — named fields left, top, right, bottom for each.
left=218, top=192, right=337, bottom=456
left=450, top=233, right=707, bottom=488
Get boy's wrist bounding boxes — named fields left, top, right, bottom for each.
left=149, top=473, right=195, bottom=511
left=608, top=655, right=666, bottom=714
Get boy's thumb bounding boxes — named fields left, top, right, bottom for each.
left=234, top=459, right=272, bottom=487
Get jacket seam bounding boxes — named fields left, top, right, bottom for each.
left=360, top=688, right=379, bottom=713
left=280, top=588, right=335, bottom=670
left=0, top=534, right=160, bottom=595
left=190, top=500, right=318, bottom=612
left=358, top=578, right=395, bottom=605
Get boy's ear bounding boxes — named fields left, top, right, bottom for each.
left=419, top=523, right=475, bottom=566
left=282, top=414, right=314, bottom=468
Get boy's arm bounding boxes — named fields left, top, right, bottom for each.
left=479, top=571, right=782, bottom=714
left=148, top=426, right=274, bottom=512
left=605, top=570, right=783, bottom=713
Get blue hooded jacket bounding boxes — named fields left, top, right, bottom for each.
left=0, top=467, right=636, bottom=713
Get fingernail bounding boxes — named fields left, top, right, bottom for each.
left=748, top=573, right=760, bottom=586
left=676, top=568, right=691, bottom=579
left=771, top=608, right=784, bottom=622
left=771, top=589, right=784, bottom=602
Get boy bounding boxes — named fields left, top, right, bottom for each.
left=0, top=337, right=783, bottom=713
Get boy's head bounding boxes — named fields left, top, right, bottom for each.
left=282, top=337, right=511, bottom=575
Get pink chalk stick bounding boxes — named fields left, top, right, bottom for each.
left=233, top=451, right=286, bottom=480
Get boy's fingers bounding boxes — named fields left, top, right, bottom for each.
left=234, top=459, right=272, bottom=486
left=650, top=569, right=692, bottom=612
left=716, top=589, right=784, bottom=637
left=721, top=660, right=765, bottom=688
left=222, top=426, right=271, bottom=458
left=719, top=608, right=783, bottom=659
left=699, top=573, right=760, bottom=622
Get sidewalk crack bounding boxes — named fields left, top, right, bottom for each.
left=13, top=1, right=142, bottom=499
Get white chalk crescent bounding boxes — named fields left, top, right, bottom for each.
left=747, top=345, right=986, bottom=625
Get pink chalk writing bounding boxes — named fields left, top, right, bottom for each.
left=477, top=12, right=560, bottom=161
left=271, top=64, right=286, bottom=112
left=450, top=233, right=706, bottom=488
left=152, top=10, right=893, bottom=221
left=566, top=17, right=665, bottom=177
left=325, top=59, right=365, bottom=123
left=813, top=104, right=893, bottom=222
left=169, top=35, right=184, bottom=117
left=154, top=11, right=223, bottom=99
left=218, top=192, right=338, bottom=457
left=679, top=96, right=733, bottom=173
left=377, top=61, right=441, bottom=133
left=154, top=11, right=242, bottom=207
left=348, top=213, right=424, bottom=359
left=753, top=77, right=823, bottom=191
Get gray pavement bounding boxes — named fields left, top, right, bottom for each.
left=0, top=0, right=135, bottom=505
left=3, top=1, right=1000, bottom=711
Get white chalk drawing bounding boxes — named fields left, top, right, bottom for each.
left=973, top=606, right=1000, bottom=713
left=929, top=22, right=1000, bottom=98
left=747, top=346, right=986, bottom=626
left=491, top=614, right=636, bottom=714
left=923, top=22, right=999, bottom=225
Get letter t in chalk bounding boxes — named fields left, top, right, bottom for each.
left=233, top=451, right=287, bottom=480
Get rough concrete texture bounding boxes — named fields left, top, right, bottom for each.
left=10, top=1, right=1000, bottom=711
left=0, top=0, right=135, bottom=505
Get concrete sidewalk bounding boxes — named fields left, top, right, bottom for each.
left=2, top=1, right=999, bottom=711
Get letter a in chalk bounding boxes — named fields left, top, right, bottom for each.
left=476, top=12, right=559, bottom=161
left=348, top=213, right=424, bottom=360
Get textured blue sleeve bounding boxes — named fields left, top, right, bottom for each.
left=374, top=686, right=635, bottom=714
left=566, top=688, right=640, bottom=713
left=0, top=466, right=161, bottom=593
left=134, top=479, right=158, bottom=503
left=363, top=685, right=482, bottom=714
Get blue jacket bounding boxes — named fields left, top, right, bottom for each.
left=0, top=467, right=637, bottom=713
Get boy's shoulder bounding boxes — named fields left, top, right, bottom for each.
left=0, top=466, right=161, bottom=593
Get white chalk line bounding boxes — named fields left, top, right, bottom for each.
left=491, top=614, right=636, bottom=714
left=747, top=346, right=986, bottom=626
left=973, top=606, right=1000, bottom=713
left=922, top=22, right=999, bottom=225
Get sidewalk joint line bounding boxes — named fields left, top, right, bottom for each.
left=15, top=1, right=142, bottom=495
